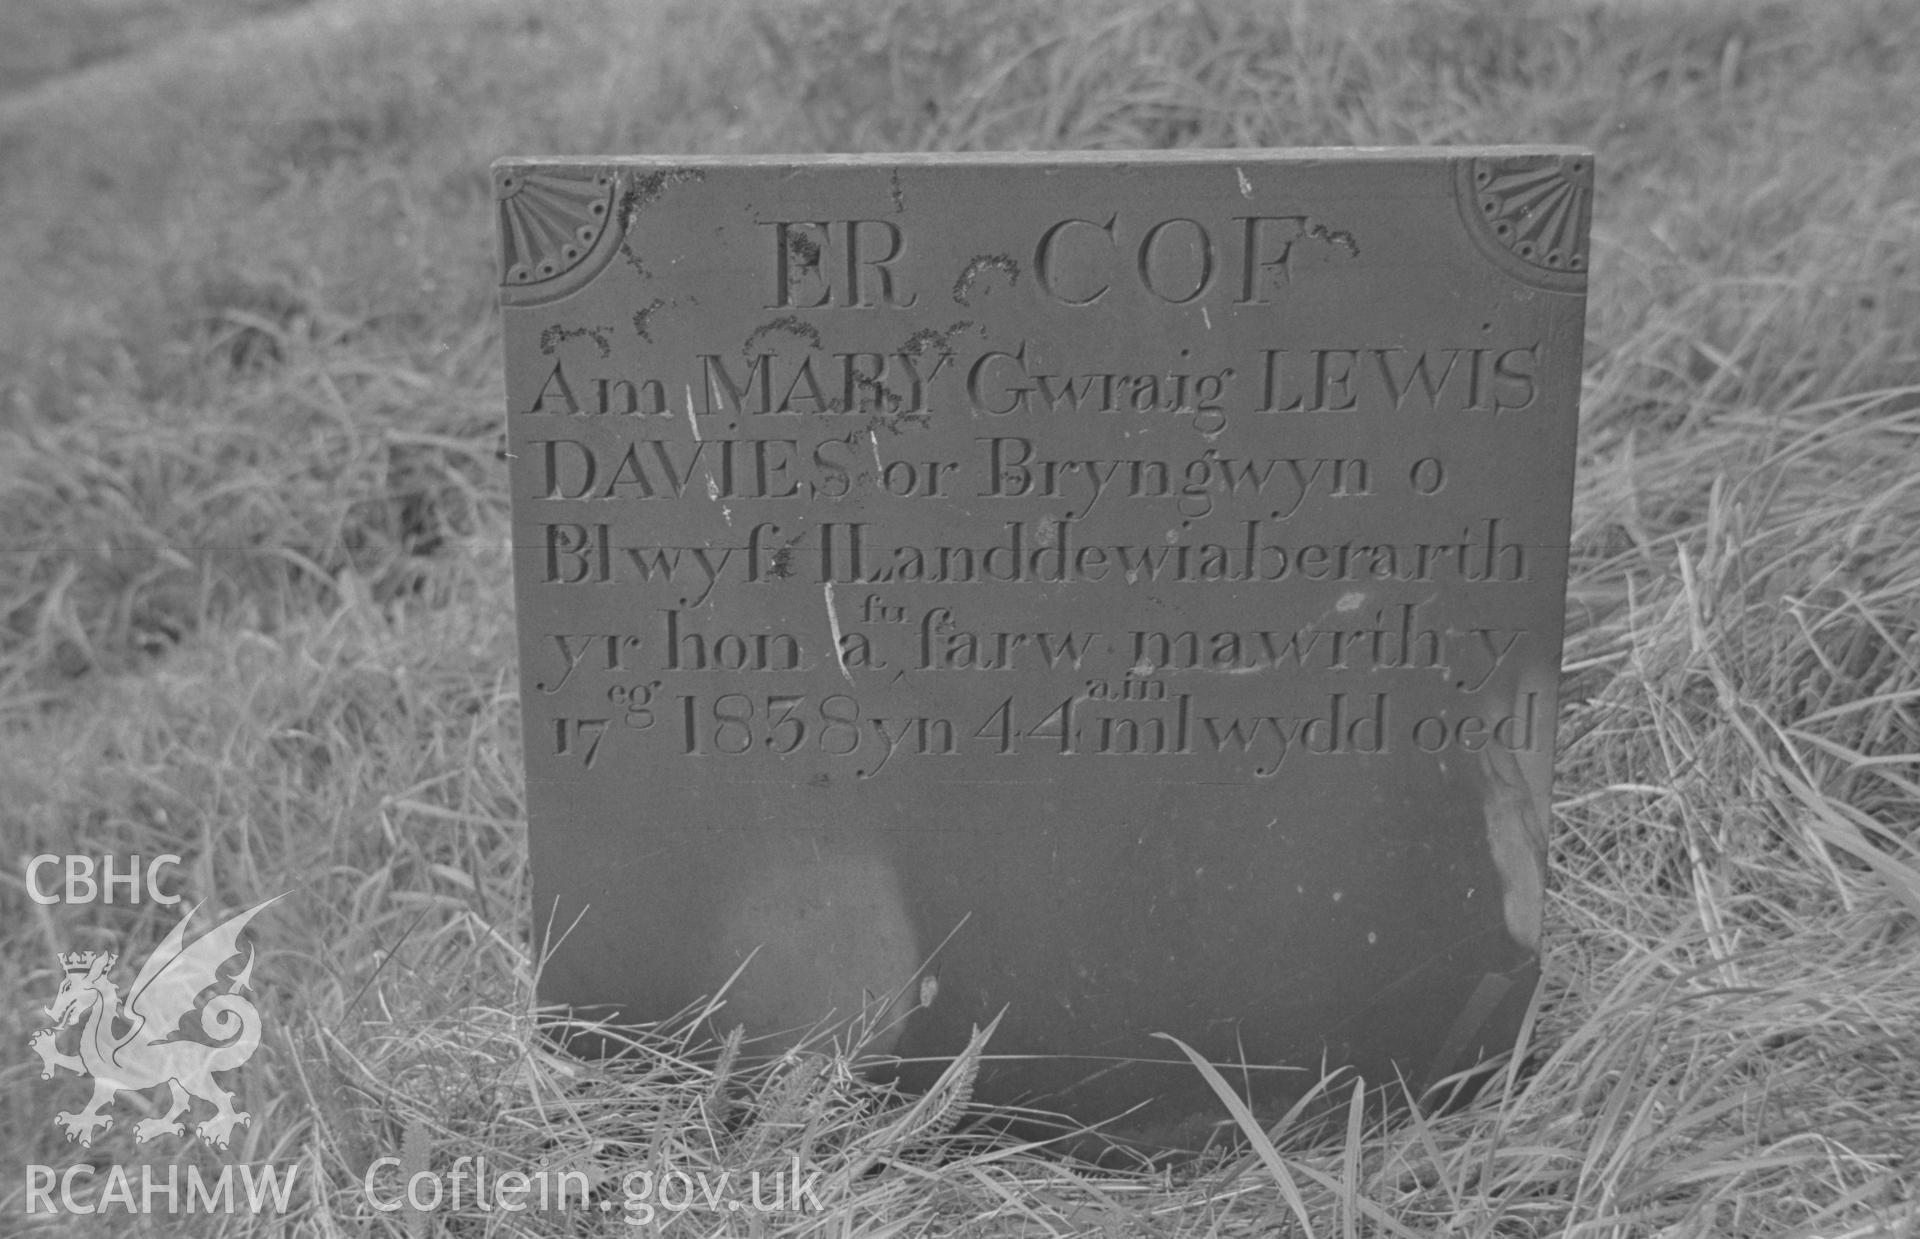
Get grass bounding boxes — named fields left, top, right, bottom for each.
left=1, top=0, right=1917, bottom=1233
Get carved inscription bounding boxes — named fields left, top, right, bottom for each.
left=501, top=152, right=1586, bottom=1136
left=505, top=167, right=1575, bottom=786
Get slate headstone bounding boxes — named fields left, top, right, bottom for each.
left=496, top=149, right=1589, bottom=1146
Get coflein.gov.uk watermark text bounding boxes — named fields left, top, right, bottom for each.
left=363, top=1156, right=824, bottom=1223
left=25, top=1158, right=824, bottom=1221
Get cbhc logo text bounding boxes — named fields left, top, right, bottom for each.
left=27, top=855, right=182, bottom=905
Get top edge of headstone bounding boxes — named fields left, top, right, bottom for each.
left=492, top=145, right=1591, bottom=172
left=490, top=145, right=1595, bottom=300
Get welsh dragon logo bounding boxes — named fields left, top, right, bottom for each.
left=30, top=896, right=279, bottom=1149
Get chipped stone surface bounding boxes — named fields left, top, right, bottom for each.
left=496, top=149, right=1589, bottom=1147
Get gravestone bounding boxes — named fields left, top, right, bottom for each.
left=496, top=149, right=1589, bottom=1147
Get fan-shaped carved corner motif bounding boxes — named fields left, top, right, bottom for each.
left=496, top=168, right=622, bottom=306
left=1454, top=154, right=1592, bottom=293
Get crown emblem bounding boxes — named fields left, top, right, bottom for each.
left=59, top=951, right=98, bottom=975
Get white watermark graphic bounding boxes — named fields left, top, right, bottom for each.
left=30, top=893, right=281, bottom=1149
left=21, top=863, right=826, bottom=1224
left=22, top=870, right=303, bottom=1218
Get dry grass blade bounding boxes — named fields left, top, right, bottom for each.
left=1155, top=1032, right=1320, bottom=1237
